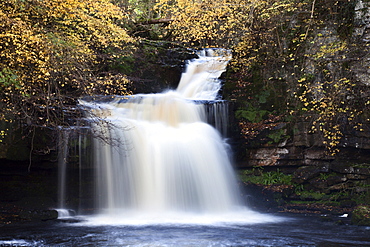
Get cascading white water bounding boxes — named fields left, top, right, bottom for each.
left=176, top=49, right=231, bottom=99
left=80, top=49, right=281, bottom=224
left=58, top=128, right=69, bottom=210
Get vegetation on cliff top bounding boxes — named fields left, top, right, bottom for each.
left=1, top=0, right=369, bottom=154
left=0, top=0, right=134, bottom=130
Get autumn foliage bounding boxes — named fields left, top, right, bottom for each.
left=0, top=0, right=368, bottom=154
left=0, top=0, right=134, bottom=128
left=156, top=0, right=368, bottom=154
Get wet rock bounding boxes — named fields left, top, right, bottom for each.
left=347, top=174, right=368, bottom=180
left=355, top=187, right=369, bottom=193
left=292, top=121, right=324, bottom=147
left=244, top=146, right=330, bottom=167
left=305, top=149, right=333, bottom=160
left=328, top=183, right=350, bottom=191
left=327, top=175, right=347, bottom=186
left=309, top=177, right=328, bottom=190
left=330, top=163, right=370, bottom=175
left=355, top=167, right=370, bottom=176
left=249, top=148, right=289, bottom=160
left=19, top=209, right=58, bottom=221
left=340, top=200, right=356, bottom=208
left=351, top=205, right=370, bottom=226
left=293, top=166, right=329, bottom=183
left=239, top=182, right=280, bottom=213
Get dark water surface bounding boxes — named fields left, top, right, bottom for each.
left=0, top=214, right=369, bottom=247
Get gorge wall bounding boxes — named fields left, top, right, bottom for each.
left=0, top=0, right=369, bottom=224
left=233, top=0, right=370, bottom=218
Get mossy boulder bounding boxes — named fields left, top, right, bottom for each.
left=351, top=205, right=370, bottom=226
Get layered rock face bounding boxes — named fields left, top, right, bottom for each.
left=235, top=0, right=370, bottom=218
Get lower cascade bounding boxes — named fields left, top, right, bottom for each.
left=77, top=49, right=280, bottom=224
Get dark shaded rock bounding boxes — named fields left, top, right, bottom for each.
left=309, top=177, right=328, bottom=190
left=292, top=122, right=319, bottom=147
left=19, top=209, right=58, bottom=221
left=328, top=183, right=350, bottom=191
left=346, top=174, right=368, bottom=180
left=244, top=147, right=309, bottom=167
left=246, top=148, right=290, bottom=166
left=340, top=200, right=356, bottom=208
left=15, top=197, right=56, bottom=211
left=330, top=162, right=370, bottom=175
left=128, top=42, right=198, bottom=94
left=327, top=175, right=347, bottom=186
left=355, top=167, right=370, bottom=175
left=293, top=165, right=329, bottom=183
left=305, top=149, right=333, bottom=160
left=238, top=182, right=280, bottom=213
left=330, top=163, right=355, bottom=174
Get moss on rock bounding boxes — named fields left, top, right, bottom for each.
left=351, top=205, right=370, bottom=226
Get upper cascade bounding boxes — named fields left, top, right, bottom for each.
left=79, top=48, right=232, bottom=127
left=176, top=48, right=232, bottom=100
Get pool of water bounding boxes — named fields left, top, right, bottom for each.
left=0, top=213, right=369, bottom=246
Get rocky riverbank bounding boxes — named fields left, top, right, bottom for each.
left=237, top=147, right=370, bottom=226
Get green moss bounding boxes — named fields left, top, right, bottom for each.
left=267, top=129, right=288, bottom=144
left=289, top=200, right=313, bottom=205
left=296, top=190, right=326, bottom=200
left=290, top=200, right=341, bottom=207
left=352, top=205, right=370, bottom=226
left=235, top=107, right=269, bottom=123
left=351, top=163, right=370, bottom=169
left=353, top=191, right=370, bottom=205
left=108, top=55, right=135, bottom=74
left=239, top=168, right=293, bottom=186
left=319, top=172, right=342, bottom=181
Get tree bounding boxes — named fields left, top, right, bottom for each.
left=154, top=0, right=369, bottom=153
left=0, top=0, right=135, bottom=129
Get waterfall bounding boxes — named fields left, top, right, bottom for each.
left=78, top=49, right=279, bottom=224
left=57, top=128, right=70, bottom=210
left=176, top=49, right=231, bottom=99
left=57, top=126, right=91, bottom=217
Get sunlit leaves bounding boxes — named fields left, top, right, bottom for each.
left=155, top=0, right=368, bottom=154
left=0, top=0, right=135, bottom=128
left=157, top=0, right=257, bottom=48
left=297, top=75, right=364, bottom=155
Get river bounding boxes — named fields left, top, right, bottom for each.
left=0, top=213, right=369, bottom=246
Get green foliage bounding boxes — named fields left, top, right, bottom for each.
left=319, top=173, right=330, bottom=180
left=236, top=108, right=269, bottom=123
left=353, top=191, right=370, bottom=206
left=257, top=91, right=271, bottom=104
left=352, top=205, right=370, bottom=226
left=239, top=168, right=293, bottom=186
left=351, top=163, right=370, bottom=169
left=0, top=68, right=19, bottom=89
left=295, top=190, right=326, bottom=200
left=108, top=54, right=135, bottom=74
left=267, top=129, right=287, bottom=144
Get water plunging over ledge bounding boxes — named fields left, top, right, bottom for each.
left=1, top=51, right=369, bottom=247
left=76, top=48, right=281, bottom=225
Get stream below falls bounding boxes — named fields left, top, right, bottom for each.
left=2, top=49, right=369, bottom=246
left=0, top=214, right=369, bottom=246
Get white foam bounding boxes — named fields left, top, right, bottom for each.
left=76, top=209, right=285, bottom=227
